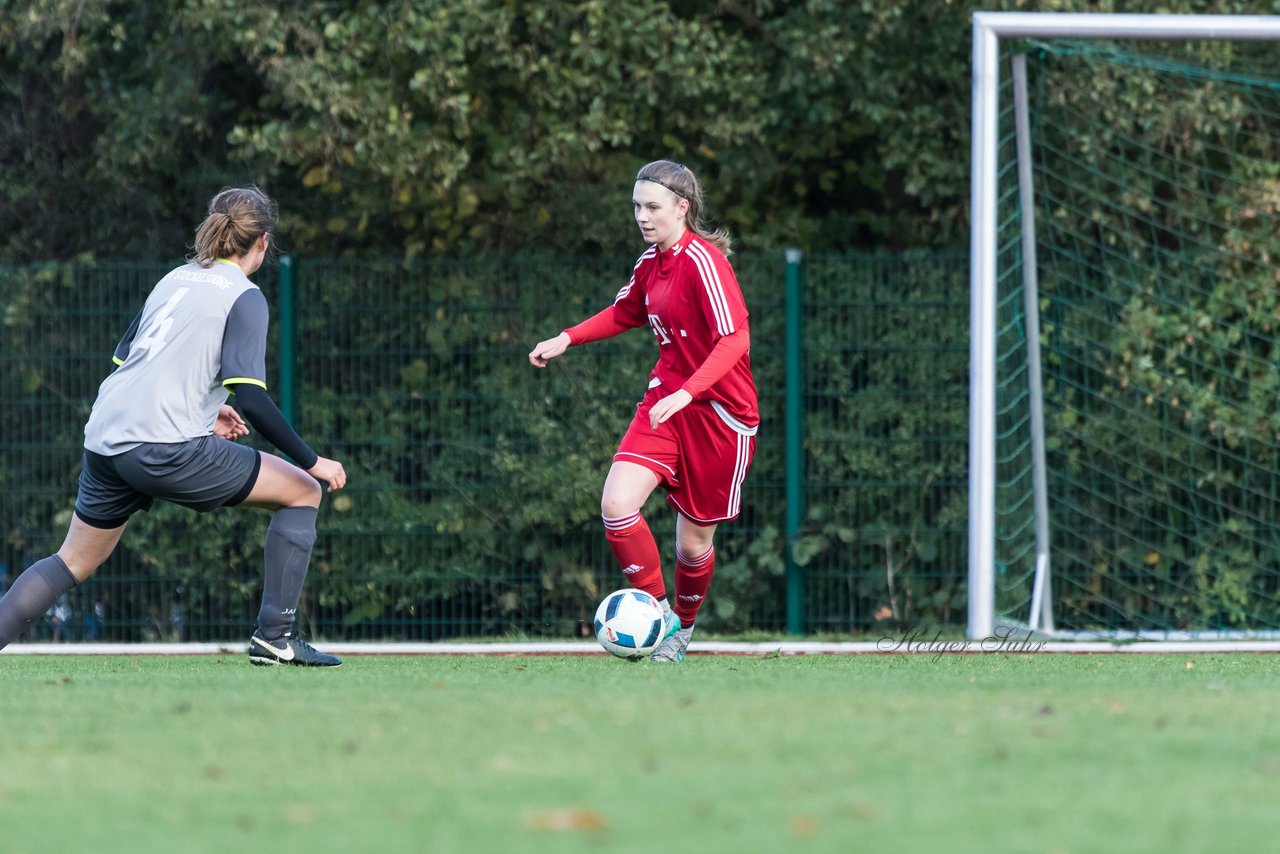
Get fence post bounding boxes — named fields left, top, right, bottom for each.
left=784, top=248, right=805, bottom=635
left=278, top=253, right=297, bottom=427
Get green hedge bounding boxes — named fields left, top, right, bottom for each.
left=0, top=252, right=970, bottom=640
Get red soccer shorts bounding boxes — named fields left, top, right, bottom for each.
left=614, top=385, right=757, bottom=524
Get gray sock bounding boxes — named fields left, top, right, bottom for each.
left=0, top=555, right=77, bottom=648
left=256, top=506, right=318, bottom=640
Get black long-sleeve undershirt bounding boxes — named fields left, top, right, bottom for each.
left=228, top=384, right=319, bottom=471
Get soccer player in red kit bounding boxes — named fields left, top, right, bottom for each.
left=529, top=160, right=757, bottom=662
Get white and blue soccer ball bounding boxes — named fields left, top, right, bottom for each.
left=594, top=589, right=665, bottom=660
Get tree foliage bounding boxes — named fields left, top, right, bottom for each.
left=0, top=0, right=991, bottom=262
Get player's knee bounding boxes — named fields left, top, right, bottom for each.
left=600, top=491, right=639, bottom=520
left=677, top=521, right=716, bottom=557
left=678, top=533, right=714, bottom=559
left=295, top=471, right=323, bottom=508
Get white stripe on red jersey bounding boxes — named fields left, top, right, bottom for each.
left=614, top=451, right=677, bottom=478
left=607, top=230, right=758, bottom=428
left=727, top=432, right=750, bottom=517
left=686, top=240, right=735, bottom=335
left=614, top=247, right=657, bottom=305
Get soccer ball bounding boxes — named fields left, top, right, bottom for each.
left=594, top=589, right=665, bottom=660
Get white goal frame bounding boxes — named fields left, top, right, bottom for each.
left=968, top=12, right=1280, bottom=639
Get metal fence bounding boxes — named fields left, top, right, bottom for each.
left=0, top=251, right=969, bottom=641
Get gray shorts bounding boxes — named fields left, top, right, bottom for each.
left=75, top=436, right=261, bottom=529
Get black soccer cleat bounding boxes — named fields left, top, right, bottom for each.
left=248, top=629, right=342, bottom=667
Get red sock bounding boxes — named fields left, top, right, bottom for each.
left=674, top=546, right=714, bottom=626
left=603, top=512, right=665, bottom=599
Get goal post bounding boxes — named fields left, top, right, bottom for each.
left=968, top=12, right=1280, bottom=639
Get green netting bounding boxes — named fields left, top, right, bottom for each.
left=0, top=252, right=968, bottom=641
left=995, top=40, right=1280, bottom=634
left=799, top=252, right=970, bottom=630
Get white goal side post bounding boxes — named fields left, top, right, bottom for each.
left=967, top=12, right=1280, bottom=639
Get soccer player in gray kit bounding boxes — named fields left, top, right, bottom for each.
left=0, top=187, right=347, bottom=666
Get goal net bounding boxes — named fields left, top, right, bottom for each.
left=971, top=14, right=1280, bottom=638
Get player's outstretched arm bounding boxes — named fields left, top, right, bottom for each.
left=529, top=332, right=571, bottom=367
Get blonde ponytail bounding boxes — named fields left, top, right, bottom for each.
left=191, top=186, right=277, bottom=267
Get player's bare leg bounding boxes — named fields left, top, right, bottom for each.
left=241, top=453, right=324, bottom=511
left=0, top=517, right=125, bottom=649
left=600, top=460, right=660, bottom=520
left=58, top=516, right=129, bottom=582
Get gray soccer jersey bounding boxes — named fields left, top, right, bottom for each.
left=83, top=260, right=269, bottom=455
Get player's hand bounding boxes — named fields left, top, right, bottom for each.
left=308, top=456, right=347, bottom=493
left=529, top=332, right=571, bottom=367
left=214, top=404, right=249, bottom=440
left=649, top=389, right=693, bottom=428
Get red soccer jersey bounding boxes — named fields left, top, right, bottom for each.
left=610, top=230, right=759, bottom=427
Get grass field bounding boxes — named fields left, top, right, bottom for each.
left=1, top=652, right=1277, bottom=853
